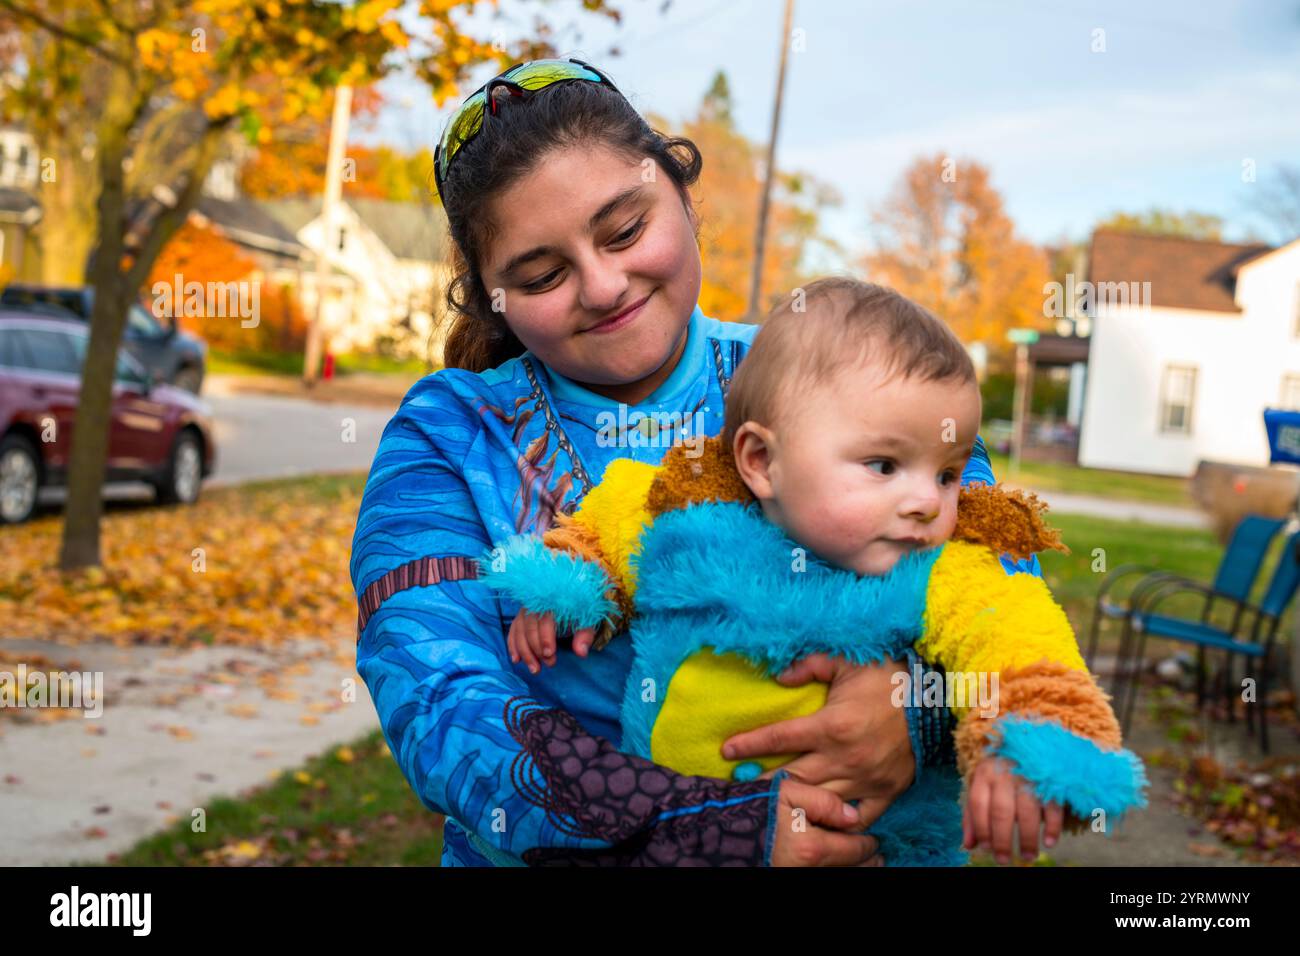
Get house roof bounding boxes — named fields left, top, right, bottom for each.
left=195, top=195, right=305, bottom=257
left=257, top=197, right=449, bottom=264
left=1087, top=229, right=1274, bottom=314
left=0, top=187, right=41, bottom=225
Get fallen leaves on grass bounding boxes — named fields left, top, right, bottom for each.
left=0, top=479, right=362, bottom=649
left=1173, top=755, right=1300, bottom=862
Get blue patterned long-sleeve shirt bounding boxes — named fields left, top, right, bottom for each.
left=350, top=304, right=1040, bottom=867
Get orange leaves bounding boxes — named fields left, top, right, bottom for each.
left=863, top=154, right=1051, bottom=355
left=0, top=480, right=363, bottom=650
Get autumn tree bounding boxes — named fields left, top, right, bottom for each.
left=863, top=153, right=1049, bottom=356
left=1245, top=164, right=1300, bottom=243
left=1095, top=207, right=1225, bottom=240
left=0, top=0, right=624, bottom=571
left=661, top=70, right=840, bottom=322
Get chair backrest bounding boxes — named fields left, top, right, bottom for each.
left=1259, top=529, right=1300, bottom=620
left=1213, top=515, right=1287, bottom=600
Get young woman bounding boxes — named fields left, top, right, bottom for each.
left=349, top=59, right=1041, bottom=867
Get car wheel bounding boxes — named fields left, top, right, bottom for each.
left=172, top=366, right=203, bottom=394
left=0, top=433, right=41, bottom=525
left=154, top=430, right=203, bottom=506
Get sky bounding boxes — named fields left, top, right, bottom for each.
left=361, top=0, right=1300, bottom=265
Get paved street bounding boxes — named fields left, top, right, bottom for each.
left=37, top=383, right=397, bottom=507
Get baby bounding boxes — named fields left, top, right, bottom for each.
left=484, top=277, right=1146, bottom=865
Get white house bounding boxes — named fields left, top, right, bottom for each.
left=1078, top=229, right=1300, bottom=476
left=259, top=197, right=451, bottom=362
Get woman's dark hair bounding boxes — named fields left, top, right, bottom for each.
left=437, top=76, right=703, bottom=373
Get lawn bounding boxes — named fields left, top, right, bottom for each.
left=104, top=734, right=443, bottom=866
left=208, top=348, right=436, bottom=379
left=98, top=509, right=1274, bottom=867
left=987, top=450, right=1195, bottom=509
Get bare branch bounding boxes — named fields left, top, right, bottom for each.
left=0, top=0, right=127, bottom=65
left=125, top=115, right=234, bottom=291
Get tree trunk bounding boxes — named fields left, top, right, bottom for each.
left=58, top=115, right=130, bottom=571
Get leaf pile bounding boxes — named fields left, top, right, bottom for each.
left=0, top=478, right=363, bottom=649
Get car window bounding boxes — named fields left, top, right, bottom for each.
left=128, top=303, right=166, bottom=337
left=0, top=328, right=12, bottom=367
left=12, top=327, right=81, bottom=375
left=115, top=351, right=148, bottom=386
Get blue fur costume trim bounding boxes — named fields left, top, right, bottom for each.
left=620, top=500, right=960, bottom=866
left=991, top=715, right=1149, bottom=823
left=620, top=501, right=943, bottom=761
left=477, top=535, right=617, bottom=632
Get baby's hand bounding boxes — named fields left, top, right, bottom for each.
left=507, top=609, right=598, bottom=674
left=963, top=756, right=1065, bottom=864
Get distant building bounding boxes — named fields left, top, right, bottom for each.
left=0, top=127, right=41, bottom=280
left=258, top=195, right=451, bottom=362
left=1078, top=229, right=1300, bottom=476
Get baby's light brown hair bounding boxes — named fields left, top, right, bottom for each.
left=723, top=277, right=978, bottom=450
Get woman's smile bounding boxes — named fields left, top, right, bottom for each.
left=582, top=290, right=653, bottom=335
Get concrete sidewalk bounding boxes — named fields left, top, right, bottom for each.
left=1005, top=484, right=1210, bottom=529
left=0, top=632, right=375, bottom=866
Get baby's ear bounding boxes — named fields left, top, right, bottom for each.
left=646, top=434, right=755, bottom=517
left=952, top=484, right=1069, bottom=560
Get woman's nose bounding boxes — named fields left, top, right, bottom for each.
left=575, top=255, right=630, bottom=315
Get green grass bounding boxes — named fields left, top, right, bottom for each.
left=105, top=733, right=443, bottom=866
left=208, top=349, right=436, bottom=380
left=210, top=471, right=368, bottom=503
left=988, top=450, right=1195, bottom=509
left=1041, top=513, right=1295, bottom=652
left=207, top=349, right=304, bottom=377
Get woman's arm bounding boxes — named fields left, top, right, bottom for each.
left=352, top=383, right=866, bottom=865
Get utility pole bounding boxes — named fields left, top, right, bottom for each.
left=304, top=83, right=351, bottom=386
left=746, top=0, right=795, bottom=321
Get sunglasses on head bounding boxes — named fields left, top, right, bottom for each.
left=433, top=57, right=622, bottom=202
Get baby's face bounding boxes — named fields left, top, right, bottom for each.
left=759, top=361, right=982, bottom=577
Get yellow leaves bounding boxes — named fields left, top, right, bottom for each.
left=380, top=20, right=409, bottom=49
left=335, top=746, right=355, bottom=764
left=137, top=29, right=181, bottom=71
left=0, top=481, right=362, bottom=651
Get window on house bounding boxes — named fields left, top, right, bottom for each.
left=1158, top=365, right=1197, bottom=434
left=1295, top=284, right=1300, bottom=338
left=1282, top=374, right=1300, bottom=411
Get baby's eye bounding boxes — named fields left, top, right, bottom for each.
left=864, top=459, right=895, bottom=475
left=939, top=469, right=959, bottom=486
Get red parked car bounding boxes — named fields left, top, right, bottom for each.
left=0, top=310, right=216, bottom=524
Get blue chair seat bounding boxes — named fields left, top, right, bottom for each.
left=1131, top=612, right=1267, bottom=658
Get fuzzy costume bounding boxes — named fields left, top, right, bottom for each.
left=481, top=436, right=1148, bottom=865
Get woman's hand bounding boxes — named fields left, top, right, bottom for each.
left=769, top=777, right=884, bottom=866
left=722, top=653, right=915, bottom=829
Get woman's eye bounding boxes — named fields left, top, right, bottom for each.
left=864, top=459, right=895, bottom=475
left=612, top=217, right=646, bottom=246
left=523, top=268, right=562, bottom=292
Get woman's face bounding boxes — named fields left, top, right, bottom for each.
left=479, top=143, right=703, bottom=402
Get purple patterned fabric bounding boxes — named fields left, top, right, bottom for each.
left=503, top=697, right=777, bottom=866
